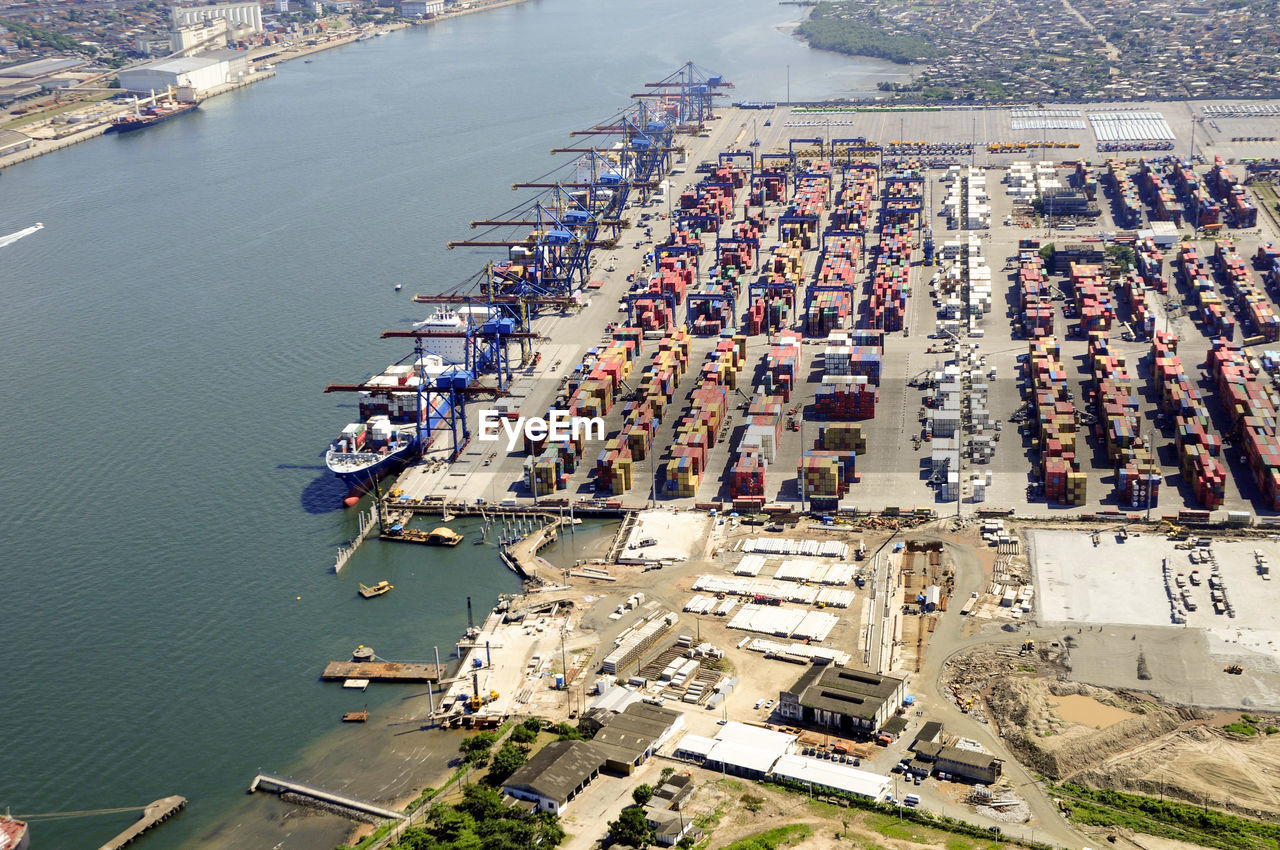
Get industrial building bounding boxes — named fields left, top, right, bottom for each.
left=171, top=2, right=263, bottom=34
left=588, top=701, right=684, bottom=774
left=116, top=55, right=247, bottom=96
left=170, top=19, right=229, bottom=54
left=769, top=753, right=891, bottom=801
left=402, top=0, right=446, bottom=16
left=501, top=701, right=681, bottom=812
left=673, top=721, right=796, bottom=779
left=643, top=774, right=697, bottom=846
left=502, top=740, right=606, bottom=815
left=0, top=129, right=33, bottom=157
left=911, top=741, right=1003, bottom=784
left=777, top=662, right=906, bottom=734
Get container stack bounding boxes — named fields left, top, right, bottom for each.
left=1018, top=241, right=1054, bottom=338
left=688, top=281, right=736, bottom=336
left=1208, top=338, right=1280, bottom=509
left=1150, top=332, right=1226, bottom=508
left=749, top=169, right=786, bottom=206
left=1120, top=271, right=1156, bottom=338
left=1209, top=156, right=1258, bottom=228
left=1135, top=237, right=1167, bottom=294
left=1073, top=161, right=1098, bottom=200
left=828, top=163, right=876, bottom=232
left=865, top=223, right=912, bottom=332
left=1105, top=160, right=1143, bottom=228
left=1215, top=239, right=1279, bottom=342
left=1169, top=158, right=1220, bottom=226
left=1177, top=241, right=1236, bottom=341
left=1070, top=262, right=1116, bottom=333
left=1027, top=337, right=1087, bottom=505
left=1087, top=333, right=1162, bottom=506
left=1137, top=159, right=1185, bottom=225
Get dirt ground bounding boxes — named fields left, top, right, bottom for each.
left=683, top=770, right=1017, bottom=850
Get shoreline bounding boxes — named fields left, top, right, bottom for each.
left=0, top=0, right=536, bottom=174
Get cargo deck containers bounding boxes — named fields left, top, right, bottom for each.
left=1137, top=159, right=1185, bottom=225
left=1070, top=263, right=1116, bottom=333
left=1135, top=237, right=1168, bottom=294
left=1177, top=241, right=1236, bottom=341
left=1017, top=241, right=1054, bottom=338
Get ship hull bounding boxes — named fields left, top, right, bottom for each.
left=325, top=393, right=453, bottom=499
left=106, top=102, right=199, bottom=134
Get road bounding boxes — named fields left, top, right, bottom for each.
left=904, top=530, right=1094, bottom=849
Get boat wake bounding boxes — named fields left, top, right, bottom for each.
left=0, top=222, right=43, bottom=249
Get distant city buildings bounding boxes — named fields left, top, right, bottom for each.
left=402, top=0, right=446, bottom=17
left=171, top=2, right=263, bottom=35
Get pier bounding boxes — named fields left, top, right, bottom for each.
left=97, top=796, right=186, bottom=850
left=333, top=501, right=379, bottom=573
left=248, top=773, right=405, bottom=821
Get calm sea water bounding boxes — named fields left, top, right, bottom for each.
left=0, top=1, right=903, bottom=846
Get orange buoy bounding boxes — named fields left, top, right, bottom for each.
left=343, top=495, right=360, bottom=508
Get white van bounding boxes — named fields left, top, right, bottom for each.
left=903, top=793, right=921, bottom=807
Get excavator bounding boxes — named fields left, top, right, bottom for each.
left=1019, top=639, right=1035, bottom=656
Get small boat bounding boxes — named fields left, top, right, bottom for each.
left=394, top=283, right=403, bottom=291
left=359, top=580, right=393, bottom=598
left=342, top=705, right=370, bottom=722
left=304, top=59, right=313, bottom=63
left=427, top=526, right=463, bottom=546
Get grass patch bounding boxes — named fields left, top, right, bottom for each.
left=720, top=824, right=813, bottom=850
left=336, top=822, right=392, bottom=850
left=1051, top=782, right=1280, bottom=850
left=1224, top=721, right=1259, bottom=736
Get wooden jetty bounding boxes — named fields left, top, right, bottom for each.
left=248, top=773, right=404, bottom=821
left=321, top=660, right=445, bottom=683
left=97, top=796, right=186, bottom=850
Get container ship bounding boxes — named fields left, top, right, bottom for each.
left=326, top=308, right=488, bottom=503
left=0, top=816, right=29, bottom=850
left=106, top=93, right=199, bottom=134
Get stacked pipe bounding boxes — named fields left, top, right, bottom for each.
left=1150, top=332, right=1226, bottom=508
left=1207, top=337, right=1280, bottom=509
left=1027, top=337, right=1087, bottom=505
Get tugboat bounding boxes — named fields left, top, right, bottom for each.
left=358, top=580, right=393, bottom=598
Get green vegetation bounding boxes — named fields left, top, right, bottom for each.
left=1039, top=243, right=1056, bottom=265
left=720, top=824, right=812, bottom=850
left=608, top=805, right=655, bottom=848
left=337, top=823, right=392, bottom=850
left=458, top=731, right=499, bottom=765
left=1051, top=782, right=1280, bottom=850
left=632, top=784, right=655, bottom=806
left=405, top=787, right=438, bottom=814
left=1224, top=720, right=1260, bottom=736
left=389, top=784, right=565, bottom=850
left=797, top=3, right=942, bottom=64
left=510, top=718, right=540, bottom=744
left=1106, top=244, right=1136, bottom=271
left=0, top=17, right=96, bottom=54
left=483, top=741, right=528, bottom=786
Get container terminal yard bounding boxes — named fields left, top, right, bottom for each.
left=306, top=70, right=1280, bottom=850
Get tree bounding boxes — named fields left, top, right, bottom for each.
left=458, top=730, right=498, bottom=765
left=607, top=806, right=654, bottom=848
left=456, top=783, right=509, bottom=823
left=511, top=723, right=537, bottom=744
left=485, top=742, right=529, bottom=786
left=660, top=767, right=676, bottom=783
left=632, top=784, right=654, bottom=806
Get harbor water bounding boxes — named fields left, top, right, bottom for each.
left=0, top=0, right=904, bottom=846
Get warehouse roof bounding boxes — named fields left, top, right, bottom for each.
left=771, top=754, right=891, bottom=800
left=1, top=57, right=87, bottom=77
left=934, top=745, right=1002, bottom=771
left=912, top=721, right=943, bottom=749
left=787, top=664, right=904, bottom=721
left=503, top=740, right=605, bottom=804
left=129, top=56, right=224, bottom=74
left=705, top=722, right=794, bottom=774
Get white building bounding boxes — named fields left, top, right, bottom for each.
left=170, top=18, right=228, bottom=54
left=402, top=0, right=446, bottom=15
left=171, top=2, right=263, bottom=33
left=770, top=754, right=890, bottom=801
left=116, top=56, right=239, bottom=96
